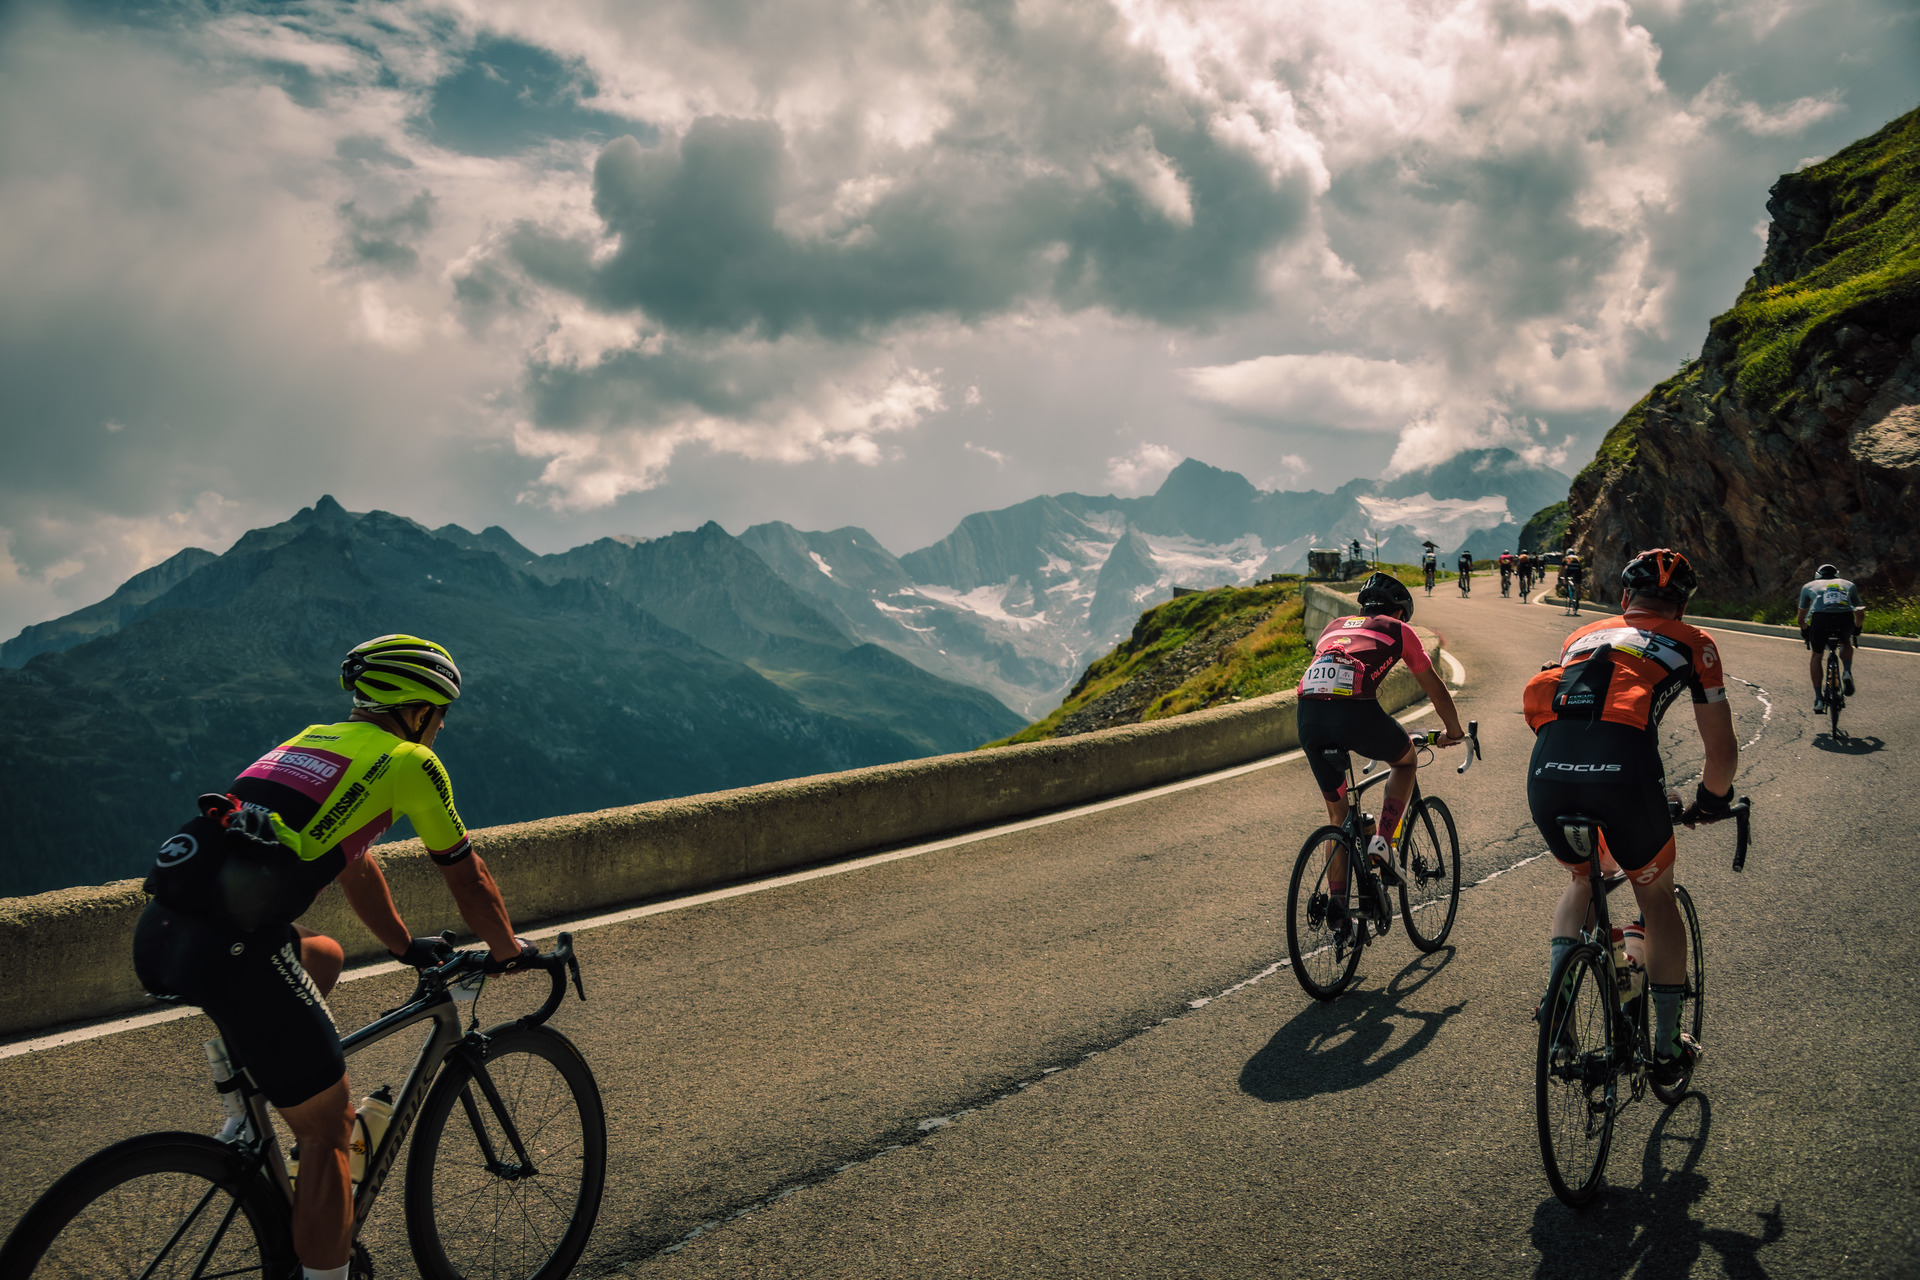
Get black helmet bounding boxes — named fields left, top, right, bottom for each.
left=1816, top=562, right=1837, bottom=577
left=1357, top=572, right=1415, bottom=621
left=1620, top=548, right=1697, bottom=602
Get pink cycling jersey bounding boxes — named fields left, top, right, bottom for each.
left=1298, top=614, right=1431, bottom=700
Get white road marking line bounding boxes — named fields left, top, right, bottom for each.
left=1441, top=649, right=1466, bottom=686
left=3, top=655, right=1466, bottom=1062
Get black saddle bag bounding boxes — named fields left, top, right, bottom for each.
left=143, top=810, right=312, bottom=934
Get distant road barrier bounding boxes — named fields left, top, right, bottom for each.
left=0, top=602, right=1436, bottom=1040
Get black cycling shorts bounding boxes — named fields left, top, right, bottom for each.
left=133, top=901, right=344, bottom=1108
left=1297, top=697, right=1411, bottom=798
left=1526, top=722, right=1673, bottom=877
left=1805, top=612, right=1854, bottom=650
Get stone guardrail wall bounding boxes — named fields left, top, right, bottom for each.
left=0, top=601, right=1436, bottom=1041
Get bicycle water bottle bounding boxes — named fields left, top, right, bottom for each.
left=1609, top=925, right=1646, bottom=1006
left=204, top=1038, right=247, bottom=1140
left=349, top=1086, right=395, bottom=1184
left=1622, top=921, right=1647, bottom=1004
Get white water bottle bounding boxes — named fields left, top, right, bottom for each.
left=204, top=1038, right=247, bottom=1140
left=350, top=1086, right=395, bottom=1183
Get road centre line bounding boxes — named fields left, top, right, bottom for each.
left=4, top=653, right=1466, bottom=1061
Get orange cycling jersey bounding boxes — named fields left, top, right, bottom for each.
left=1524, top=608, right=1726, bottom=734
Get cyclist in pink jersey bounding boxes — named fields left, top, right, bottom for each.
left=1296, top=574, right=1465, bottom=912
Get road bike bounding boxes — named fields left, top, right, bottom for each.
left=1560, top=579, right=1582, bottom=616
left=1458, top=568, right=1472, bottom=597
left=1519, top=573, right=1534, bottom=601
left=1536, top=798, right=1752, bottom=1207
left=1501, top=567, right=1513, bottom=598
left=1, top=934, right=605, bottom=1280
left=1424, top=564, right=1436, bottom=596
left=1287, top=721, right=1482, bottom=1000
left=1816, top=630, right=1850, bottom=739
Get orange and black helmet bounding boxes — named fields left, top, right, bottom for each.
left=1621, top=548, right=1697, bottom=602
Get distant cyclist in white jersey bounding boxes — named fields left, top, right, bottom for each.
left=1797, top=562, right=1865, bottom=712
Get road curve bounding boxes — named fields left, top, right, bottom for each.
left=3, top=583, right=1916, bottom=1278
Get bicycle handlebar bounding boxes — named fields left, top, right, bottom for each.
left=1665, top=795, right=1753, bottom=872
left=417, top=932, right=586, bottom=1029
left=1409, top=719, right=1481, bottom=773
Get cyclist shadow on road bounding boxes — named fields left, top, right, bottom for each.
left=1812, top=733, right=1884, bottom=756
left=1529, top=1095, right=1785, bottom=1279
left=1238, top=950, right=1463, bottom=1104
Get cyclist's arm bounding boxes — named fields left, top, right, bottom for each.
left=1412, top=665, right=1465, bottom=742
left=1796, top=606, right=1809, bottom=628
left=1694, top=699, right=1738, bottom=796
left=437, top=852, right=518, bottom=961
left=338, top=855, right=414, bottom=957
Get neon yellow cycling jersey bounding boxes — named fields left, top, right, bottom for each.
left=229, top=720, right=471, bottom=868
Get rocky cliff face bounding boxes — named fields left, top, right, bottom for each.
left=1568, top=109, right=1919, bottom=598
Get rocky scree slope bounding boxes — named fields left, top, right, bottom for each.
left=1568, top=107, right=1920, bottom=597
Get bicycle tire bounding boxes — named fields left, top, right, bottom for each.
left=405, top=1026, right=607, bottom=1280
left=1537, top=946, right=1617, bottom=1207
left=1826, top=651, right=1844, bottom=736
left=1649, top=885, right=1706, bottom=1106
left=0, top=1131, right=292, bottom=1279
left=1398, top=796, right=1461, bottom=951
left=1287, top=825, right=1364, bottom=1001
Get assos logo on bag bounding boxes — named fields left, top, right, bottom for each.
left=156, top=833, right=199, bottom=866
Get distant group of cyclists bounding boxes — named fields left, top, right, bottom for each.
left=1421, top=545, right=1585, bottom=607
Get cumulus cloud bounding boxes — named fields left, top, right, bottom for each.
left=2, top=0, right=1912, bottom=636
left=1181, top=354, right=1441, bottom=430
left=1106, top=442, right=1181, bottom=494
left=512, top=339, right=943, bottom=509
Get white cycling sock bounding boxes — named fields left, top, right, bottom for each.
left=303, top=1264, right=350, bottom=1280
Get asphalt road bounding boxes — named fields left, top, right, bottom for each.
left=3, top=583, right=1916, bottom=1278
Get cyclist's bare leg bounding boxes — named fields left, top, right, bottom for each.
left=1550, top=871, right=1595, bottom=940
left=296, top=925, right=344, bottom=996
left=1628, top=864, right=1684, bottom=986
left=280, top=1074, right=355, bottom=1271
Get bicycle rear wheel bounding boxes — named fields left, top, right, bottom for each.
left=1287, top=826, right=1364, bottom=1001
left=1537, top=946, right=1618, bottom=1207
left=1826, top=651, right=1844, bottom=736
left=0, top=1132, right=291, bottom=1279
left=1649, top=885, right=1706, bottom=1106
left=406, top=1026, right=607, bottom=1280
left=1398, top=797, right=1461, bottom=951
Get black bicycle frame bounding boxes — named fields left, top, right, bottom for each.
left=226, top=937, right=582, bottom=1231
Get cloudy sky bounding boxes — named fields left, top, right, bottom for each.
left=2, top=0, right=1913, bottom=637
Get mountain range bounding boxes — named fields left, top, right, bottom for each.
left=2, top=447, right=1565, bottom=893
left=741, top=447, right=1567, bottom=714
left=0, top=499, right=1021, bottom=896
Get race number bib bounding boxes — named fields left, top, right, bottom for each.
left=1822, top=586, right=1850, bottom=608
left=1301, top=656, right=1358, bottom=697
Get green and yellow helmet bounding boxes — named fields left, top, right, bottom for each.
left=341, top=635, right=462, bottom=708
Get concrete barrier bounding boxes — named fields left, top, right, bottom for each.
left=0, top=617, right=1437, bottom=1041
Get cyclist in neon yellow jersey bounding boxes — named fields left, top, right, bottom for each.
left=135, top=635, right=536, bottom=1280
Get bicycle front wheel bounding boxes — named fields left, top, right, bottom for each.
left=1537, top=946, right=1618, bottom=1207
left=0, top=1132, right=292, bottom=1279
left=406, top=1026, right=608, bottom=1280
left=1288, top=826, right=1364, bottom=1001
left=1649, top=884, right=1706, bottom=1106
left=1398, top=797, right=1461, bottom=951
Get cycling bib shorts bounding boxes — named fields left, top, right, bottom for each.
left=134, top=901, right=344, bottom=1108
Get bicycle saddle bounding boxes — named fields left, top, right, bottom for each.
left=1556, top=813, right=1631, bottom=892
